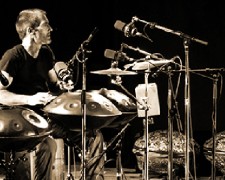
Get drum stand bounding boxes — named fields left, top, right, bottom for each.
left=107, top=123, right=130, bottom=180
left=80, top=123, right=130, bottom=180
left=0, top=150, right=29, bottom=180
left=114, top=127, right=127, bottom=180
left=66, top=145, right=74, bottom=180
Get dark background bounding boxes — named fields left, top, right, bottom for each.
left=0, top=0, right=225, bottom=177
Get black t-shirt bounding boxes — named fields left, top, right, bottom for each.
left=0, top=44, right=55, bottom=95
left=0, top=45, right=68, bottom=138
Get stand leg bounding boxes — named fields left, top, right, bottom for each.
left=142, top=117, right=148, bottom=180
left=1, top=151, right=28, bottom=180
left=66, top=146, right=74, bottom=180
left=211, top=74, right=219, bottom=180
left=115, top=136, right=124, bottom=180
left=168, top=72, right=173, bottom=180
left=52, top=138, right=65, bottom=180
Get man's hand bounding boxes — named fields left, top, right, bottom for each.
left=27, top=92, right=57, bottom=106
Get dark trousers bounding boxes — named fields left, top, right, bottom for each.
left=14, top=137, right=57, bottom=180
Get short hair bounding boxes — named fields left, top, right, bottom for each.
left=15, top=8, right=47, bottom=40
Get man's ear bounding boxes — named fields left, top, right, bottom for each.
left=26, top=27, right=34, bottom=34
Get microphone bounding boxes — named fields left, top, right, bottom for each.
left=0, top=70, right=9, bottom=86
left=104, top=49, right=134, bottom=62
left=83, top=27, right=99, bottom=45
left=114, top=20, right=143, bottom=38
left=121, top=43, right=160, bottom=60
left=54, top=62, right=73, bottom=83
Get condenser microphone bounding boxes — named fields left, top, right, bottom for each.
left=54, top=62, right=73, bottom=83
left=84, top=27, right=99, bottom=45
left=104, top=49, right=134, bottom=62
left=0, top=70, right=9, bottom=86
left=121, top=43, right=160, bottom=59
left=114, top=20, right=144, bottom=38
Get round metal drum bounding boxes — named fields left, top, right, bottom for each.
left=92, top=88, right=137, bottom=128
left=203, top=130, right=225, bottom=175
left=133, top=130, right=200, bottom=174
left=43, top=91, right=122, bottom=131
left=0, top=106, right=51, bottom=152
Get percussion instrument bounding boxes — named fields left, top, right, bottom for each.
left=43, top=90, right=122, bottom=131
left=133, top=130, right=200, bottom=174
left=204, top=130, right=225, bottom=175
left=92, top=88, right=137, bottom=128
left=90, top=67, right=137, bottom=75
left=0, top=106, right=51, bottom=152
left=131, top=59, right=173, bottom=71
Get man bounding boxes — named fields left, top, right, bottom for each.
left=0, top=8, right=72, bottom=180
left=0, top=8, right=104, bottom=180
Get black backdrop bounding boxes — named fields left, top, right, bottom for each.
left=0, top=0, right=225, bottom=177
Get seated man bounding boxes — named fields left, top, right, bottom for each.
left=0, top=8, right=104, bottom=180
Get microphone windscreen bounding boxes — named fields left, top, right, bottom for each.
left=114, top=20, right=126, bottom=31
left=104, top=49, right=116, bottom=59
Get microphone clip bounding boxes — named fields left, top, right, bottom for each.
left=124, top=22, right=137, bottom=37
left=110, top=75, right=122, bottom=85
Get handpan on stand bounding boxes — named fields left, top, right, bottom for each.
left=43, top=90, right=122, bottom=131
left=43, top=90, right=122, bottom=180
left=0, top=106, right=51, bottom=180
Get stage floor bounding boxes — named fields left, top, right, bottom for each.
left=0, top=166, right=225, bottom=180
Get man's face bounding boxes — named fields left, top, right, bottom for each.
left=34, top=15, right=53, bottom=45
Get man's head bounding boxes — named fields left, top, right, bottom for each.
left=16, top=8, right=53, bottom=45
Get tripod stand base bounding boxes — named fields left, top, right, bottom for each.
left=66, top=174, right=74, bottom=180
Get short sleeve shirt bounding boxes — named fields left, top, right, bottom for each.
left=0, top=44, right=55, bottom=95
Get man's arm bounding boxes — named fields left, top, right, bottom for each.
left=0, top=70, right=56, bottom=106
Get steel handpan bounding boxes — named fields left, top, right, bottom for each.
left=92, top=88, right=137, bottom=128
left=43, top=91, right=122, bottom=131
left=95, top=88, right=137, bottom=112
left=0, top=106, right=51, bottom=152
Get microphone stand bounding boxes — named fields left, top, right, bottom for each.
left=68, top=28, right=97, bottom=180
left=65, top=43, right=89, bottom=180
left=183, top=39, right=191, bottom=180
left=73, top=41, right=93, bottom=180
left=167, top=69, right=173, bottom=180
left=143, top=70, right=149, bottom=180
left=132, top=16, right=208, bottom=180
left=139, top=65, right=155, bottom=180
left=80, top=45, right=89, bottom=180
left=211, top=72, right=219, bottom=180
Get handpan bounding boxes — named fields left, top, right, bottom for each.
left=203, top=130, right=225, bottom=175
left=43, top=90, right=122, bottom=131
left=92, top=88, right=137, bottom=128
left=0, top=106, right=51, bottom=152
